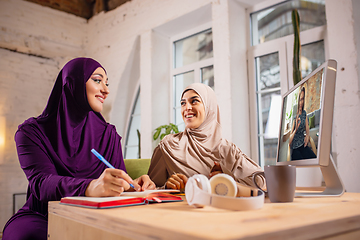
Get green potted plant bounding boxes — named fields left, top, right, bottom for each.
left=153, top=123, right=179, bottom=141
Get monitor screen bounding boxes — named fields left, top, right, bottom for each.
left=277, top=60, right=337, bottom=167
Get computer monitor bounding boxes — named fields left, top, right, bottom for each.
left=276, top=59, right=344, bottom=197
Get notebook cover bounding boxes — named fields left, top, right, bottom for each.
left=60, top=193, right=182, bottom=209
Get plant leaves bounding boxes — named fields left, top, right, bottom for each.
left=137, top=129, right=141, bottom=159
left=136, top=129, right=141, bottom=138
left=171, top=124, right=179, bottom=133
left=153, top=123, right=180, bottom=141
left=153, top=128, right=161, bottom=140
left=160, top=133, right=166, bottom=140
left=165, top=126, right=172, bottom=134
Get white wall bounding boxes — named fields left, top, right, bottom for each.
left=326, top=0, right=360, bottom=192
left=228, top=0, right=252, bottom=152
left=212, top=0, right=234, bottom=142
left=0, top=0, right=87, bottom=230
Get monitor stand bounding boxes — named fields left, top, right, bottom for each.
left=295, top=154, right=345, bottom=197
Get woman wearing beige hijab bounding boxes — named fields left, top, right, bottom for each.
left=148, top=83, right=264, bottom=190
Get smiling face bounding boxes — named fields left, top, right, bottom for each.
left=86, top=67, right=109, bottom=112
left=181, top=90, right=205, bottom=129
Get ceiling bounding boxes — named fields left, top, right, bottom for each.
left=25, top=0, right=268, bottom=20
left=26, top=0, right=131, bottom=19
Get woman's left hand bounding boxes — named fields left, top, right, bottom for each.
left=209, top=162, right=223, bottom=178
left=304, top=135, right=309, bottom=146
left=133, top=175, right=156, bottom=191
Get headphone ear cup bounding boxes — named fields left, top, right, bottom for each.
left=194, top=174, right=211, bottom=193
left=185, top=174, right=212, bottom=208
left=186, top=174, right=265, bottom=211
left=209, top=174, right=237, bottom=197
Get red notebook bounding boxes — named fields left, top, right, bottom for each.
left=60, top=190, right=182, bottom=209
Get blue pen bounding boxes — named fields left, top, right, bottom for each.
left=91, top=148, right=135, bottom=189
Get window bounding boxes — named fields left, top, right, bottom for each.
left=201, top=65, right=214, bottom=89
left=300, top=40, right=325, bottom=78
left=172, top=28, right=214, bottom=131
left=255, top=53, right=281, bottom=166
left=247, top=0, right=326, bottom=166
left=124, top=89, right=141, bottom=159
left=174, top=29, right=213, bottom=68
left=251, top=0, right=326, bottom=46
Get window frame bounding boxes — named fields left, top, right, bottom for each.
left=124, top=87, right=141, bottom=159
left=246, top=0, right=328, bottom=167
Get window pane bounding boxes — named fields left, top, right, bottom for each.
left=126, top=115, right=141, bottom=146
left=263, top=138, right=278, bottom=166
left=201, top=65, right=214, bottom=89
left=177, top=122, right=185, bottom=133
left=262, top=92, right=281, bottom=167
left=261, top=91, right=281, bottom=135
left=256, top=53, right=280, bottom=91
left=258, top=91, right=281, bottom=167
left=174, top=29, right=213, bottom=68
left=173, top=71, right=194, bottom=127
left=125, top=90, right=140, bottom=159
left=251, top=0, right=326, bottom=45
left=132, top=94, right=141, bottom=115
left=301, top=40, right=325, bottom=78
left=174, top=106, right=184, bottom=130
left=255, top=52, right=281, bottom=167
left=125, top=146, right=139, bottom=159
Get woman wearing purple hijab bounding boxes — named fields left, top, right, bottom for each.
left=2, top=58, right=155, bottom=240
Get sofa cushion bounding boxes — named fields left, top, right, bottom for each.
left=309, top=114, right=315, bottom=129
left=314, top=109, right=321, bottom=126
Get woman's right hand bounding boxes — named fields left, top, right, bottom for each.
left=85, top=168, right=140, bottom=197
left=209, top=162, right=223, bottom=177
left=166, top=173, right=188, bottom=190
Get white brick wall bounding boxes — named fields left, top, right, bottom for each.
left=326, top=0, right=360, bottom=194
left=0, top=0, right=86, bottom=59
left=0, top=49, right=60, bottom=229
left=0, top=0, right=87, bottom=230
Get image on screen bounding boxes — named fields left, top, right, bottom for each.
left=277, top=68, right=324, bottom=162
left=276, top=60, right=344, bottom=197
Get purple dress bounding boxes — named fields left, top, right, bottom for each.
left=2, top=58, right=126, bottom=240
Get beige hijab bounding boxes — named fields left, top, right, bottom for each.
left=148, top=83, right=264, bottom=188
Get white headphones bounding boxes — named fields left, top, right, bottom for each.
left=185, top=174, right=264, bottom=211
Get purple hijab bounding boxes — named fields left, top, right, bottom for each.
left=3, top=58, right=125, bottom=238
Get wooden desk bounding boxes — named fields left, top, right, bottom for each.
left=48, top=192, right=360, bottom=240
